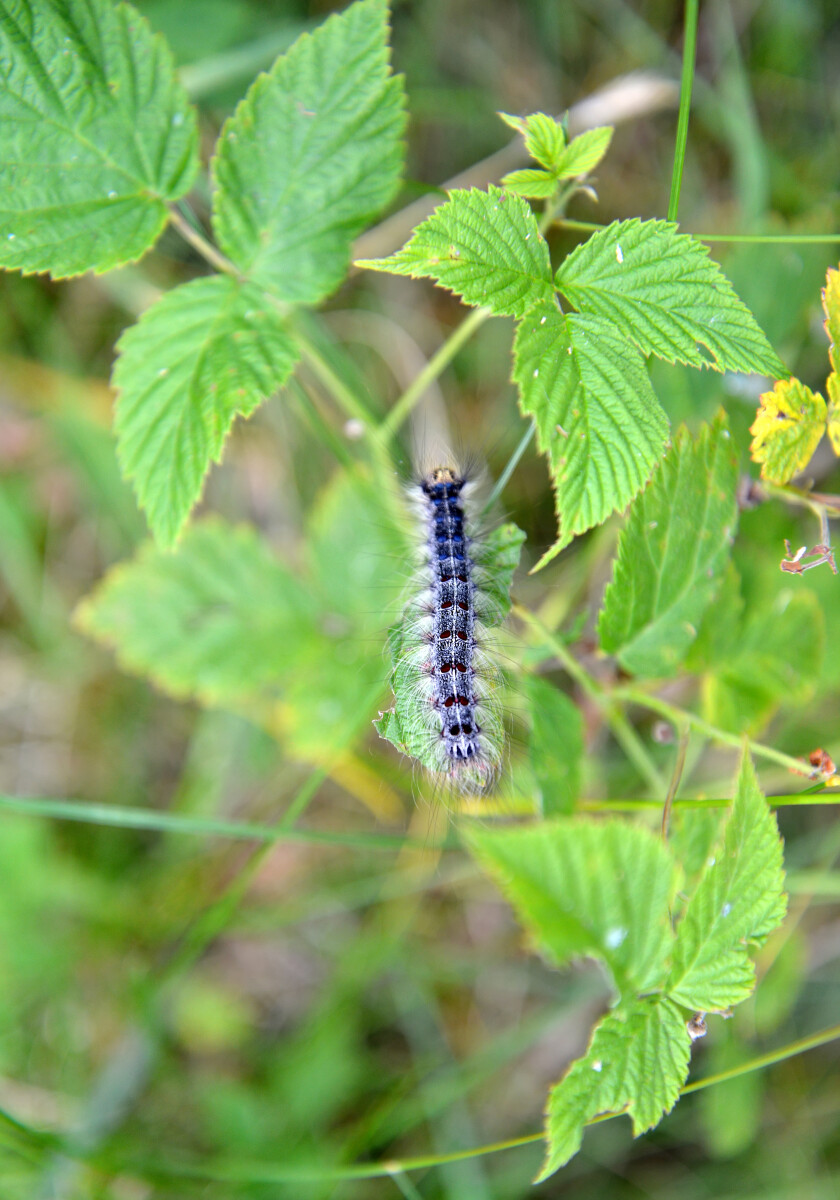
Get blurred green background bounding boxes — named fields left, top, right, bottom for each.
left=1, top=1, right=840, bottom=1196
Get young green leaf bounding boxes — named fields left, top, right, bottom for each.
left=553, top=126, right=613, bottom=179
left=0, top=0, right=198, bottom=277
left=525, top=676, right=583, bottom=815
left=498, top=111, right=566, bottom=170
left=113, top=277, right=299, bottom=548
left=538, top=997, right=690, bottom=1180
left=465, top=819, right=677, bottom=995
left=500, top=168, right=559, bottom=200
left=512, top=301, right=669, bottom=567
left=667, top=752, right=787, bottom=1011
left=74, top=519, right=313, bottom=705
left=555, top=220, right=786, bottom=376
left=357, top=186, right=554, bottom=318
left=749, top=378, right=827, bottom=484
left=702, top=589, right=824, bottom=735
left=598, top=412, right=739, bottom=678
left=212, top=0, right=405, bottom=305
left=521, top=112, right=566, bottom=170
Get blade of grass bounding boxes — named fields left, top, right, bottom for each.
left=668, top=0, right=699, bottom=221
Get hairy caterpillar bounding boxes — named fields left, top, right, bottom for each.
left=376, top=458, right=523, bottom=797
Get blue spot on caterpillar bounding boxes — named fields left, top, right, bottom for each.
left=376, top=459, right=523, bottom=797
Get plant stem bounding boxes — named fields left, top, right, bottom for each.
left=611, top=686, right=825, bottom=780
left=513, top=604, right=667, bottom=795
left=167, top=204, right=240, bottom=278
left=378, top=306, right=491, bottom=440
left=482, top=422, right=535, bottom=514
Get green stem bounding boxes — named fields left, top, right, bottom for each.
left=378, top=307, right=490, bottom=441
left=167, top=205, right=240, bottom=278
left=481, top=422, right=535, bottom=514
left=612, top=686, right=824, bottom=780
left=291, top=318, right=378, bottom=430
left=581, top=792, right=838, bottom=812
left=513, top=604, right=667, bottom=795
left=668, top=0, right=699, bottom=221
left=93, top=1022, right=840, bottom=1183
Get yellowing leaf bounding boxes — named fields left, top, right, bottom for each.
left=821, top=266, right=840, bottom=373
left=749, top=377, right=826, bottom=484
left=827, top=372, right=840, bottom=457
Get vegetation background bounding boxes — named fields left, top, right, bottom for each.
left=1, top=1, right=840, bottom=1197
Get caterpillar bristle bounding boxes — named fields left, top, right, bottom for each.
left=381, top=455, right=507, bottom=798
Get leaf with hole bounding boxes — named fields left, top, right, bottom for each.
left=750, top=378, right=826, bottom=484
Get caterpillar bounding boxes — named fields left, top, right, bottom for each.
left=376, top=458, right=522, bottom=797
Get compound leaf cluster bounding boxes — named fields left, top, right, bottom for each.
left=1, top=0, right=406, bottom=547
left=361, top=190, right=781, bottom=564
left=466, top=751, right=787, bottom=1179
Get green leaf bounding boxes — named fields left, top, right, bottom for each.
left=512, top=301, right=669, bottom=566
left=280, top=471, right=405, bottom=757
left=74, top=519, right=313, bottom=705
left=113, top=276, right=299, bottom=548
left=525, top=677, right=582, bottom=815
left=554, top=126, right=613, bottom=179
left=76, top=472, right=407, bottom=760
left=469, top=520, right=527, bottom=618
left=375, top=522, right=525, bottom=770
left=667, top=752, right=787, bottom=1011
left=598, top=412, right=739, bottom=677
left=749, top=377, right=826, bottom=484
left=499, top=111, right=566, bottom=170
left=357, top=186, right=554, bottom=318
left=500, top=168, right=559, bottom=200
left=555, top=220, right=786, bottom=376
left=212, top=0, right=405, bottom=305
left=684, top=560, right=743, bottom=673
left=703, top=589, right=824, bottom=734
left=521, top=112, right=566, bottom=170
left=538, top=997, right=690, bottom=1179
left=465, top=819, right=677, bottom=995
left=0, top=0, right=198, bottom=277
